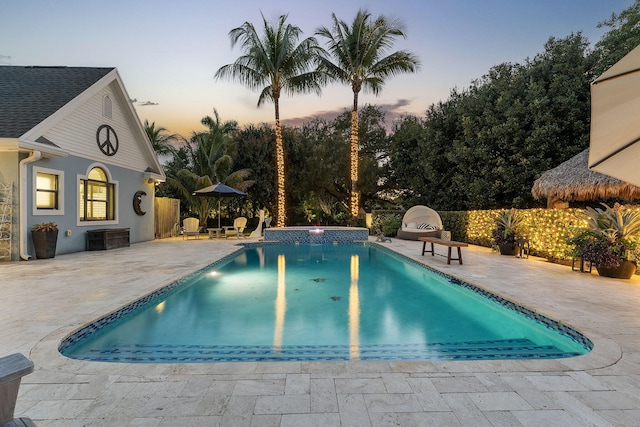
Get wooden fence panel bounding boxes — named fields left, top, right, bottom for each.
left=155, top=198, right=180, bottom=239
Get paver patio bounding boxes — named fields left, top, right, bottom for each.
left=2, top=235, right=640, bottom=426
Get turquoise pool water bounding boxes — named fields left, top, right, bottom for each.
left=60, top=243, right=591, bottom=362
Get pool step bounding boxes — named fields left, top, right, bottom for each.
left=76, top=338, right=582, bottom=363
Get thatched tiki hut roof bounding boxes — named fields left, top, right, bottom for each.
left=532, top=148, right=640, bottom=207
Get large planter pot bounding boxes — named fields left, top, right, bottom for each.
left=596, top=260, right=637, bottom=279
left=498, top=243, right=518, bottom=256
left=32, top=230, right=58, bottom=259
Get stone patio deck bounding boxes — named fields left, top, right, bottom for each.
left=2, top=235, right=640, bottom=426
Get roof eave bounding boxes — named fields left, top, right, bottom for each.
left=19, top=138, right=69, bottom=158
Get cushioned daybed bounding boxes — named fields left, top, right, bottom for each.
left=396, top=205, right=443, bottom=240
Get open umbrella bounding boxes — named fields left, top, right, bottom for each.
left=192, top=183, right=246, bottom=229
left=589, top=43, right=640, bottom=186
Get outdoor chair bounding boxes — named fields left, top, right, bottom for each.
left=226, top=217, right=247, bottom=239
left=397, top=205, right=443, bottom=240
left=0, top=353, right=36, bottom=426
left=182, top=217, right=200, bottom=240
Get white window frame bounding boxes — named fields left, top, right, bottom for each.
left=77, top=162, right=119, bottom=226
left=33, top=166, right=64, bottom=216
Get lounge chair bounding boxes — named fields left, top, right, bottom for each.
left=226, top=217, right=247, bottom=239
left=396, top=205, right=443, bottom=240
left=183, top=217, right=200, bottom=240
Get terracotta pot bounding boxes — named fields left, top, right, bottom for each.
left=32, top=230, right=58, bottom=259
left=596, top=259, right=637, bottom=279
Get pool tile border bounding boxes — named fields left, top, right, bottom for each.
left=58, top=242, right=592, bottom=362
left=58, top=247, right=245, bottom=354
left=372, top=243, right=594, bottom=351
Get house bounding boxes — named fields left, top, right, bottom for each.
left=0, top=66, right=165, bottom=261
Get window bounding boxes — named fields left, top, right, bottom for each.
left=36, top=172, right=58, bottom=209
left=102, top=95, right=112, bottom=119
left=80, top=167, right=115, bottom=221
left=33, top=167, right=64, bottom=215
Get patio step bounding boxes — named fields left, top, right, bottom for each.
left=74, top=338, right=582, bottom=363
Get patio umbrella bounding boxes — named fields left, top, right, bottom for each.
left=589, top=43, right=640, bottom=186
left=192, top=183, right=246, bottom=229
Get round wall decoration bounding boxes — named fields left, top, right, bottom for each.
left=133, top=191, right=146, bottom=216
left=96, top=124, right=119, bottom=156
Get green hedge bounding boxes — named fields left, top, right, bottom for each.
left=370, top=207, right=638, bottom=260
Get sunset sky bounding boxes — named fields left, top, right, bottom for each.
left=0, top=0, right=634, bottom=138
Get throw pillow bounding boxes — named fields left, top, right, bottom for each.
left=417, top=223, right=437, bottom=230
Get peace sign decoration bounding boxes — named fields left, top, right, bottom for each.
left=96, top=124, right=119, bottom=156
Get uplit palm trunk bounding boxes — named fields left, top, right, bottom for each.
left=274, top=99, right=286, bottom=227
left=350, top=109, right=359, bottom=217
left=350, top=91, right=360, bottom=218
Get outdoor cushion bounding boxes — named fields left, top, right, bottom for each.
left=417, top=223, right=437, bottom=230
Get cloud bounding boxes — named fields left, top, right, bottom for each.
left=281, top=98, right=418, bottom=130
left=130, top=98, right=159, bottom=106
left=0, top=55, right=12, bottom=65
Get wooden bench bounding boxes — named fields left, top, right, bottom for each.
left=0, top=353, right=36, bottom=427
left=419, top=237, right=468, bottom=265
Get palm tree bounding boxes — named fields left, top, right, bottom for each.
left=166, top=110, right=253, bottom=226
left=143, top=120, right=179, bottom=157
left=215, top=13, right=324, bottom=227
left=190, top=109, right=240, bottom=181
left=316, top=9, right=420, bottom=218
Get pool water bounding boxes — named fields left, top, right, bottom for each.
left=60, top=243, right=591, bottom=362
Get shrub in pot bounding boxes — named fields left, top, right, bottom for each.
left=31, top=222, right=58, bottom=259
left=492, top=208, right=523, bottom=256
left=574, top=203, right=640, bottom=279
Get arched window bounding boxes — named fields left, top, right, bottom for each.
left=102, top=95, right=112, bottom=119
left=79, top=166, right=115, bottom=221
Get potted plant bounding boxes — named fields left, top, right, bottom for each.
left=31, top=222, right=59, bottom=259
left=574, top=203, right=640, bottom=279
left=492, top=208, right=523, bottom=256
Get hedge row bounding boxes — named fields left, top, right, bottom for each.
left=372, top=208, right=596, bottom=260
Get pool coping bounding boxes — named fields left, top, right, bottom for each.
left=11, top=236, right=638, bottom=425
left=49, top=241, right=612, bottom=370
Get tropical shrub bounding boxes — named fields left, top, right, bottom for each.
left=492, top=208, right=524, bottom=246
left=575, top=203, right=640, bottom=269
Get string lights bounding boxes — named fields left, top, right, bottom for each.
left=350, top=110, right=359, bottom=217
left=466, top=208, right=591, bottom=259
left=275, top=120, right=286, bottom=227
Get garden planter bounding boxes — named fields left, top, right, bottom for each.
left=32, top=230, right=58, bottom=259
left=596, top=260, right=637, bottom=279
left=498, top=243, right=518, bottom=256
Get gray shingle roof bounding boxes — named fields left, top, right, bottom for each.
left=0, top=66, right=114, bottom=138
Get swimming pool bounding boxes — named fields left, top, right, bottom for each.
left=59, top=243, right=591, bottom=363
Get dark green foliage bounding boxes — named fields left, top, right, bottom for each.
left=439, top=211, right=469, bottom=242
left=388, top=33, right=593, bottom=211
left=592, top=0, right=640, bottom=76
left=231, top=106, right=389, bottom=225
left=371, top=210, right=403, bottom=237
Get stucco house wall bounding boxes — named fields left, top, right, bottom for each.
left=0, top=66, right=165, bottom=261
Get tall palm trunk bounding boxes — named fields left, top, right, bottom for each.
left=350, top=91, right=360, bottom=218
left=274, top=97, right=286, bottom=227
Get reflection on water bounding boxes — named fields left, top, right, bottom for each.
left=273, top=254, right=286, bottom=352
left=349, top=255, right=360, bottom=360
left=61, top=243, right=590, bottom=362
left=155, top=301, right=166, bottom=314
left=272, top=252, right=361, bottom=359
